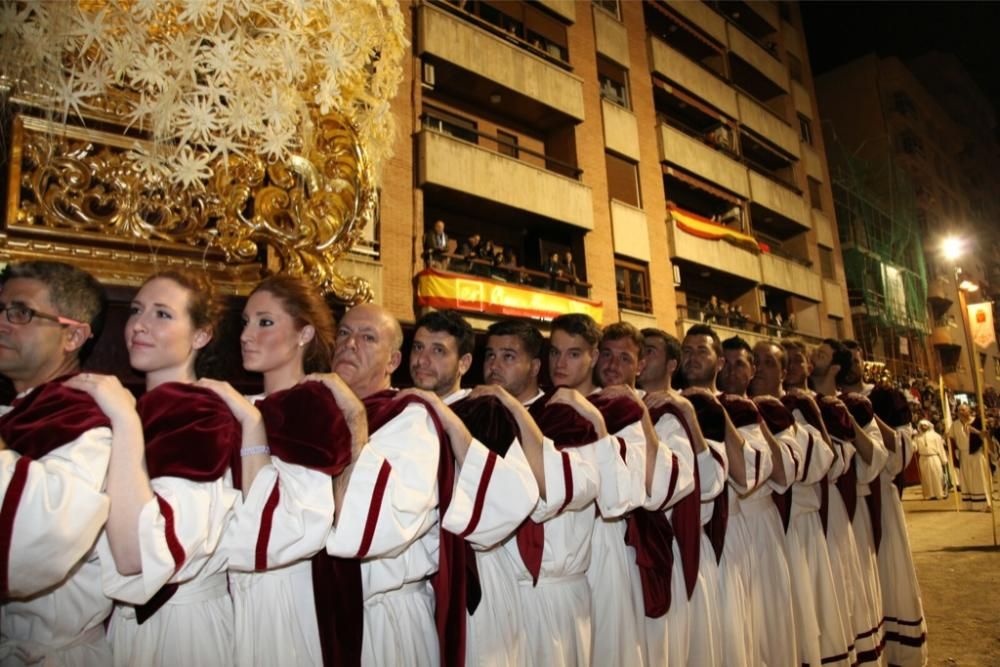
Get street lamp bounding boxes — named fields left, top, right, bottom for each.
left=940, top=237, right=997, bottom=544
left=942, top=235, right=964, bottom=262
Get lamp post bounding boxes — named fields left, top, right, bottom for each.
left=942, top=235, right=997, bottom=544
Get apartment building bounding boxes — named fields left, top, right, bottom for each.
left=816, top=54, right=1000, bottom=394
left=362, top=0, right=851, bottom=345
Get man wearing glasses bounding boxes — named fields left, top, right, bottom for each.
left=0, top=261, right=116, bottom=665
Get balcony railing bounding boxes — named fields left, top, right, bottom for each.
left=678, top=303, right=820, bottom=344
left=433, top=0, right=571, bottom=70
left=420, top=113, right=582, bottom=179
left=424, top=250, right=592, bottom=298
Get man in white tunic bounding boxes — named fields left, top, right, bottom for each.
left=326, top=304, right=525, bottom=666
left=717, top=336, right=798, bottom=667
left=915, top=420, right=947, bottom=499
left=679, top=324, right=765, bottom=667
left=812, top=339, right=888, bottom=664
left=950, top=403, right=991, bottom=511
left=483, top=318, right=617, bottom=667
left=408, top=309, right=542, bottom=667
left=0, top=261, right=113, bottom=666
left=556, top=316, right=670, bottom=667
left=752, top=341, right=851, bottom=666
left=637, top=328, right=725, bottom=667
left=594, top=324, right=695, bottom=667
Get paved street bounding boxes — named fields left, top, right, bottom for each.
left=903, top=488, right=1000, bottom=666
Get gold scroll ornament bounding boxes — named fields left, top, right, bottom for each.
left=3, top=104, right=376, bottom=303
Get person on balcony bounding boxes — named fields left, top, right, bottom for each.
left=423, top=219, right=450, bottom=270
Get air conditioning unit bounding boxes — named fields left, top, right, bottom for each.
left=422, top=62, right=435, bottom=89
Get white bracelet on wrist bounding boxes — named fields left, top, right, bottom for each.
left=240, top=445, right=270, bottom=457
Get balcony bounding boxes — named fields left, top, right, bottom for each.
left=538, top=0, right=575, bottom=23
left=726, top=23, right=788, bottom=100
left=668, top=216, right=761, bottom=281
left=664, top=0, right=727, bottom=45
left=801, top=144, right=824, bottom=181
left=610, top=200, right=651, bottom=261
left=418, top=128, right=593, bottom=230
left=658, top=122, right=749, bottom=198
left=791, top=80, right=812, bottom=117
left=648, top=36, right=738, bottom=118
left=823, top=280, right=845, bottom=318
left=602, top=99, right=640, bottom=161
left=760, top=252, right=821, bottom=301
left=812, top=208, right=834, bottom=248
left=593, top=3, right=629, bottom=67
left=736, top=92, right=799, bottom=158
left=748, top=170, right=810, bottom=233
left=931, top=324, right=959, bottom=348
left=717, top=1, right=779, bottom=37
left=418, top=3, right=585, bottom=123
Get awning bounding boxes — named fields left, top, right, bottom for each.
left=416, top=269, right=603, bottom=323
left=668, top=205, right=767, bottom=253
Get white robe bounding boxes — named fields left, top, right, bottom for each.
left=782, top=415, right=851, bottom=666
left=876, top=426, right=928, bottom=666
left=851, top=418, right=890, bottom=665
left=737, top=422, right=798, bottom=667
left=824, top=436, right=863, bottom=667
left=442, top=389, right=540, bottom=667
left=327, top=401, right=534, bottom=667
left=0, top=401, right=112, bottom=667
left=717, top=422, right=773, bottom=667
left=587, top=410, right=655, bottom=667
left=950, top=419, right=992, bottom=510
left=914, top=429, right=947, bottom=500
left=645, top=412, right=723, bottom=667
left=227, top=457, right=335, bottom=667
left=505, top=392, right=636, bottom=667
left=100, top=472, right=241, bottom=667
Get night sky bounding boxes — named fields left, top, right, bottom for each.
left=801, top=1, right=1000, bottom=123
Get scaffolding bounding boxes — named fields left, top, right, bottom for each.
left=830, top=144, right=931, bottom=380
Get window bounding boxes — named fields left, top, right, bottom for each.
left=616, top=258, right=651, bottom=313
left=423, top=105, right=478, bottom=144
left=788, top=53, right=803, bottom=83
left=592, top=0, right=620, bottom=20
left=497, top=130, right=519, bottom=158
left=798, top=113, right=812, bottom=145
left=808, top=177, right=823, bottom=211
left=597, top=56, right=630, bottom=109
left=819, top=247, right=835, bottom=280
left=994, top=356, right=1000, bottom=380
left=605, top=152, right=641, bottom=207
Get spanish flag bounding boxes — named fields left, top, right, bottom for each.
left=416, top=269, right=603, bottom=323
left=668, top=205, right=766, bottom=253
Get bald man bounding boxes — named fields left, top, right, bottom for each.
left=327, top=303, right=513, bottom=666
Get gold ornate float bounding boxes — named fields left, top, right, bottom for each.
left=0, top=0, right=405, bottom=302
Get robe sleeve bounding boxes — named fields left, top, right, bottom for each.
left=767, top=428, right=800, bottom=494
left=854, top=420, right=889, bottom=485
left=530, top=438, right=599, bottom=523
left=441, top=438, right=539, bottom=549
left=225, top=459, right=334, bottom=571
left=700, top=439, right=728, bottom=525
left=99, top=476, right=239, bottom=604
left=648, top=414, right=696, bottom=511
left=0, top=427, right=111, bottom=598
left=794, top=420, right=835, bottom=486
left=611, top=420, right=650, bottom=511
left=730, top=424, right=773, bottom=495
left=326, top=404, right=439, bottom=559
left=591, top=433, right=641, bottom=518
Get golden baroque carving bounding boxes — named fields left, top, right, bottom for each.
left=7, top=107, right=376, bottom=303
